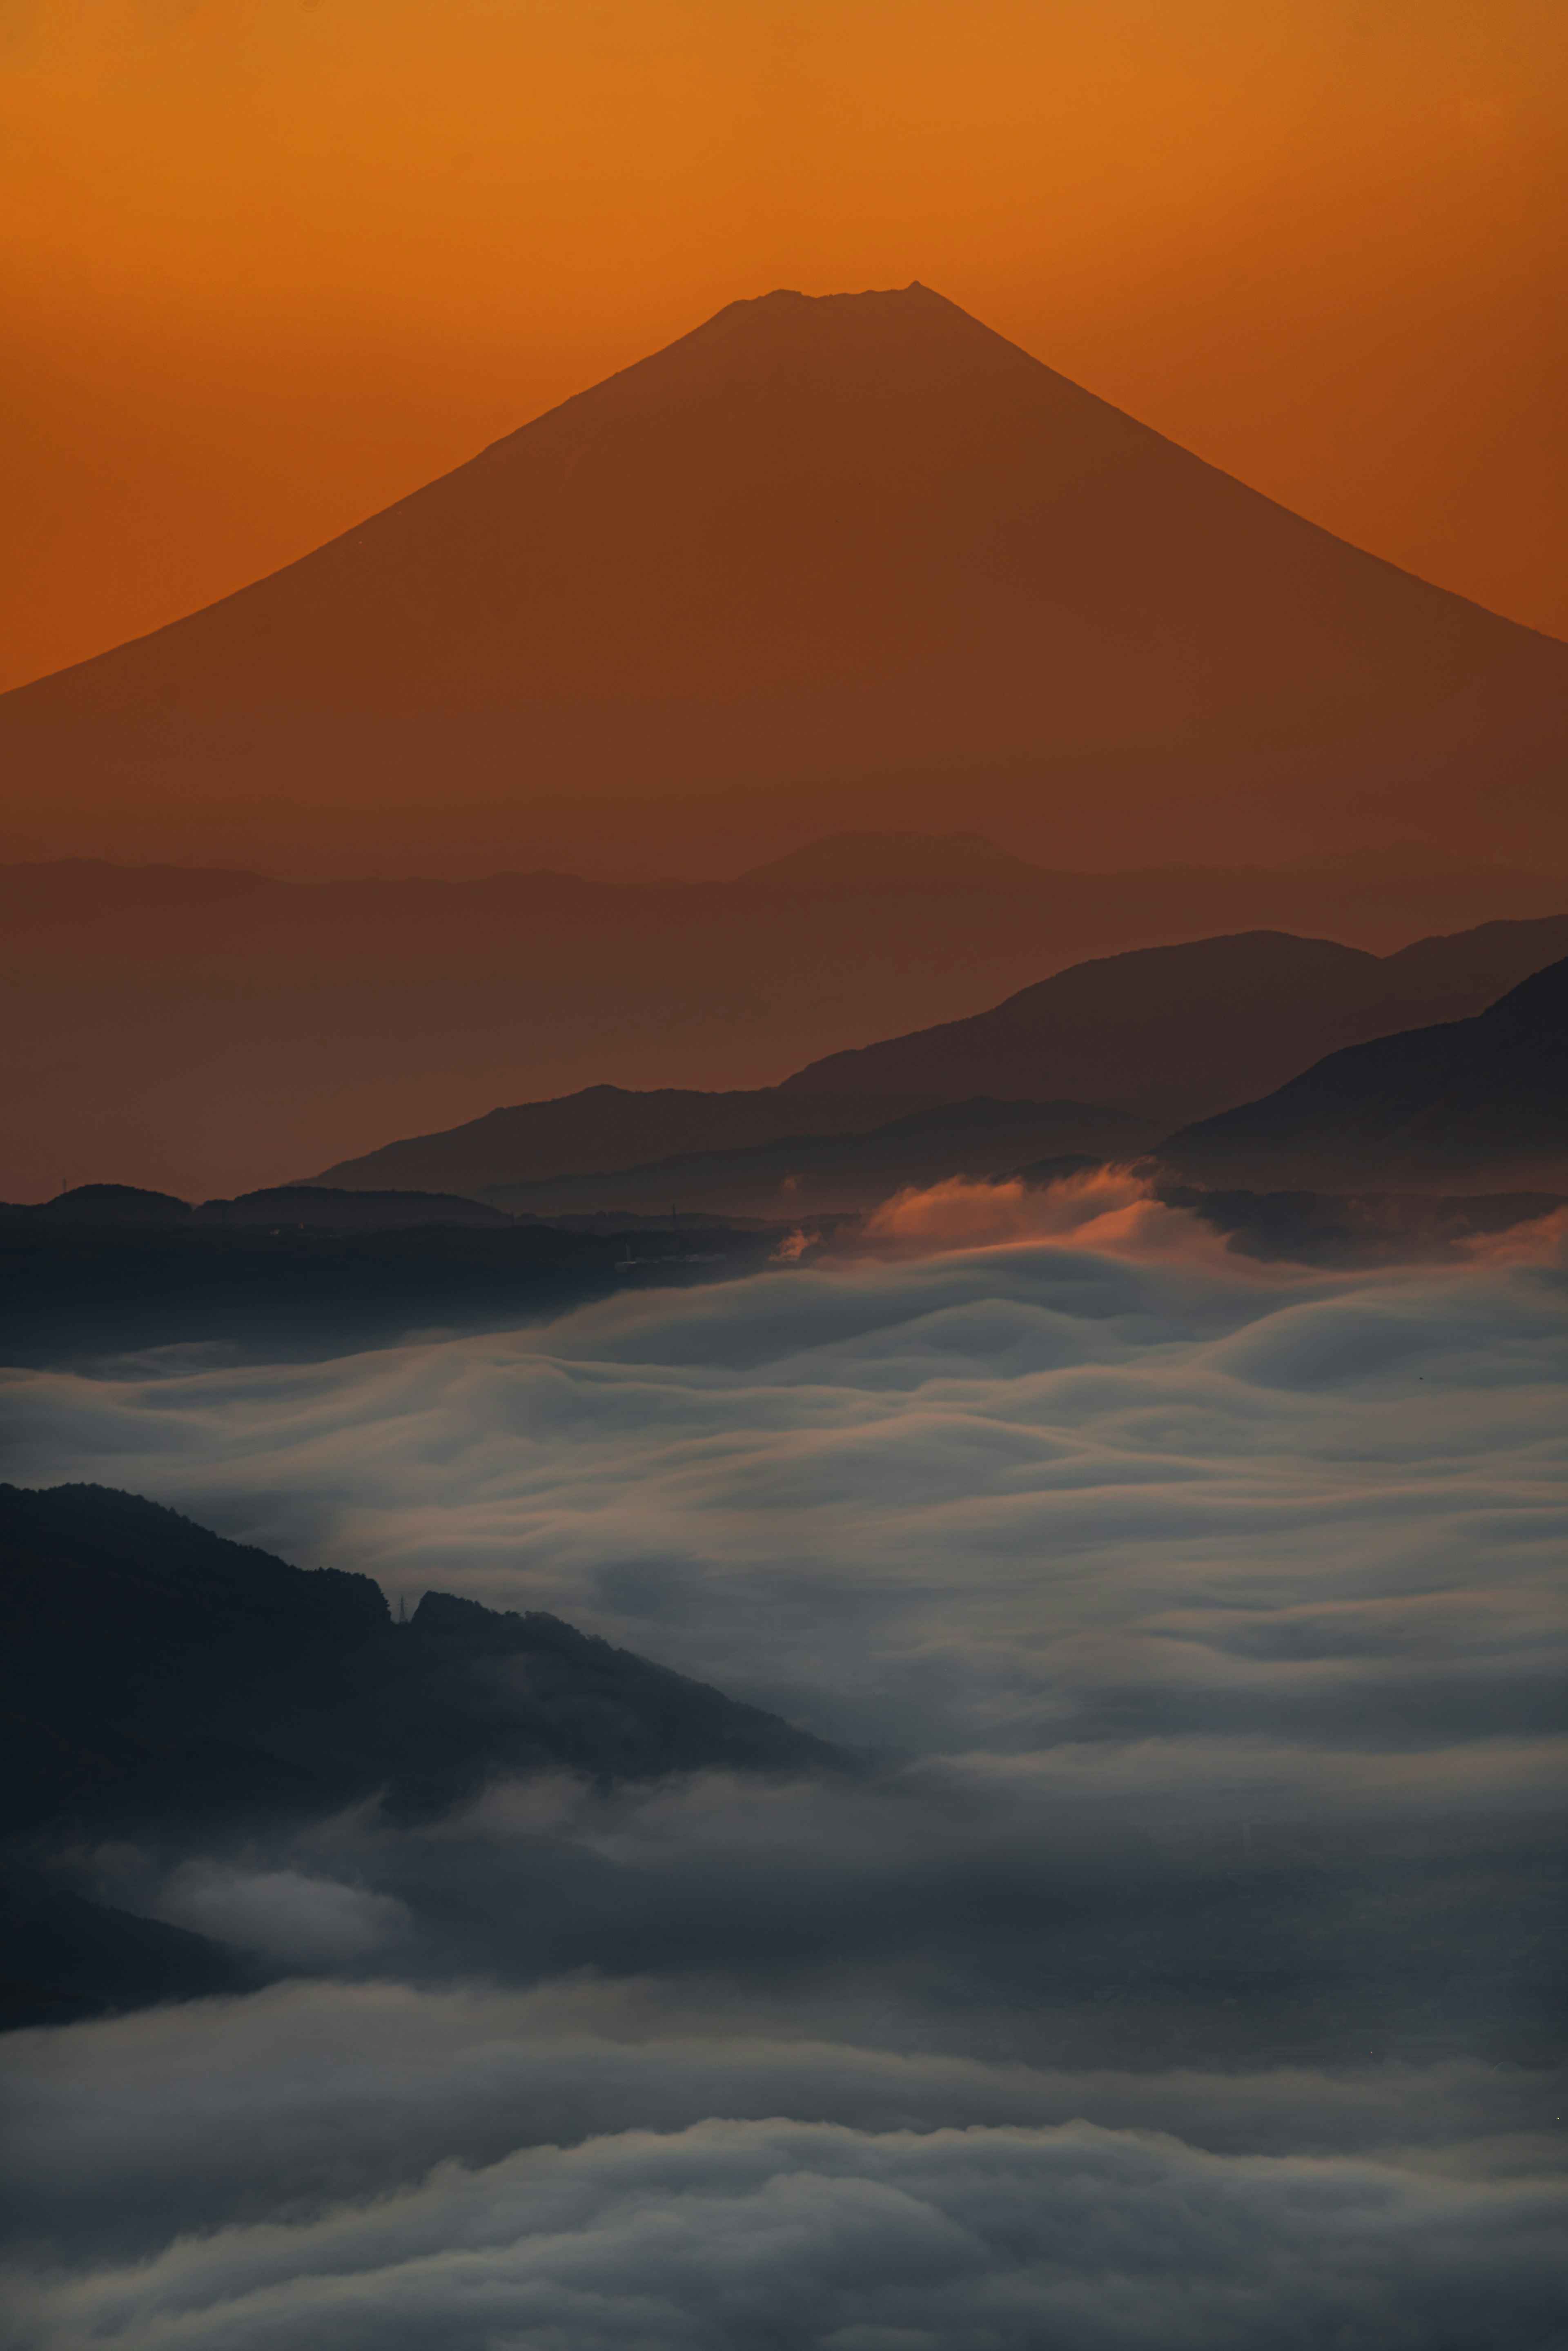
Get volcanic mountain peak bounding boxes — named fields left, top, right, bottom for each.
left=4, top=280, right=1565, bottom=875
left=657, top=281, right=1026, bottom=383
left=687, top=279, right=954, bottom=339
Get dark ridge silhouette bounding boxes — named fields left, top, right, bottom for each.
left=7, top=850, right=1568, bottom=1203
left=8, top=1184, right=192, bottom=1226
left=4, top=285, right=1566, bottom=877
left=1158, top=958, right=1568, bottom=1190
left=782, top=918, right=1568, bottom=1124
left=476, top=1098, right=1161, bottom=1223
left=307, top=1088, right=936, bottom=1197
left=0, top=1484, right=843, bottom=1845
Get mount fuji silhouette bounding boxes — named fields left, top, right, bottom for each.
left=3, top=284, right=1565, bottom=874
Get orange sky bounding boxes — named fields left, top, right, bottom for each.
left=3, top=0, right=1565, bottom=697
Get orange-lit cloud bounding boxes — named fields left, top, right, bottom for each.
left=860, top=1167, right=1238, bottom=1263
left=2, top=0, right=1565, bottom=693
left=1461, top=1203, right=1568, bottom=1267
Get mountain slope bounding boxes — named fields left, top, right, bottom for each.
left=782, top=919, right=1568, bottom=1124
left=4, top=285, right=1566, bottom=875
left=1158, top=958, right=1568, bottom=1190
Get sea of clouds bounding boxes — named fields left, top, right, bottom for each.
left=2, top=1181, right=1565, bottom=2346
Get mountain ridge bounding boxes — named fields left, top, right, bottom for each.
left=782, top=918, right=1568, bottom=1122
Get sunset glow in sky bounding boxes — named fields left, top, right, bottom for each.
left=4, top=0, right=1566, bottom=694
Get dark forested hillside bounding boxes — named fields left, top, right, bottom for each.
left=0, top=1484, right=842, bottom=1844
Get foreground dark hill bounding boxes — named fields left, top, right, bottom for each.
left=784, top=918, right=1568, bottom=1123
left=7, top=846, right=1567, bottom=1202
left=0, top=1484, right=839, bottom=1843
left=4, top=286, right=1566, bottom=877
left=0, top=1483, right=843, bottom=2022
left=1160, top=958, right=1568, bottom=1190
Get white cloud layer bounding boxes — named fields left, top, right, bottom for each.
left=4, top=1217, right=1566, bottom=2343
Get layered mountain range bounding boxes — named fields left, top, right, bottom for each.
left=7, top=842, right=1567, bottom=1204
left=8, top=911, right=1561, bottom=1254
left=305, top=916, right=1568, bottom=1214
left=780, top=920, right=1568, bottom=1123
left=4, top=285, right=1566, bottom=879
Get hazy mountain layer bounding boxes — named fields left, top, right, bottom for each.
left=307, top=912, right=1568, bottom=1206
left=7, top=845, right=1567, bottom=1202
